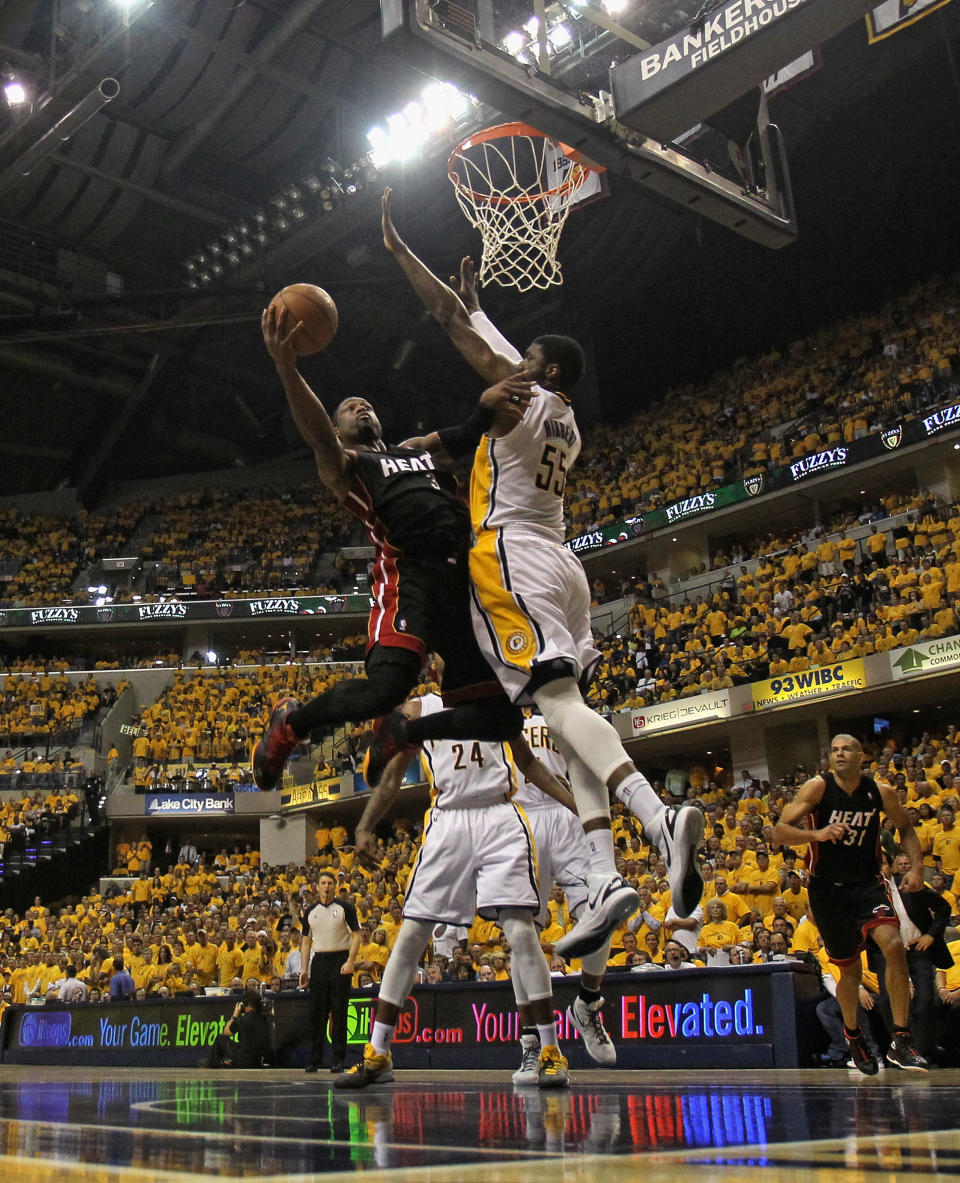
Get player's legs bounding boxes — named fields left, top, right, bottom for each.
left=253, top=646, right=419, bottom=790
left=870, top=923, right=911, bottom=1030
left=289, top=646, right=420, bottom=736
left=835, top=957, right=865, bottom=1032
left=363, top=566, right=525, bottom=785
left=872, top=922, right=928, bottom=1069
left=834, top=957, right=880, bottom=1075
left=334, top=917, right=434, bottom=1089
left=535, top=676, right=704, bottom=917
left=501, top=909, right=568, bottom=1088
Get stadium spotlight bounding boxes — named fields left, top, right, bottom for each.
left=205, top=650, right=217, bottom=664
left=3, top=79, right=28, bottom=107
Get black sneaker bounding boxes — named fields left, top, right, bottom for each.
left=845, top=1030, right=879, bottom=1076
left=364, top=710, right=418, bottom=787
left=252, top=698, right=302, bottom=790
left=886, top=1034, right=928, bottom=1072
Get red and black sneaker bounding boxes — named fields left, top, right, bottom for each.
left=364, top=710, right=418, bottom=787
left=844, top=1029, right=879, bottom=1076
left=886, top=1033, right=928, bottom=1072
left=252, top=698, right=304, bottom=790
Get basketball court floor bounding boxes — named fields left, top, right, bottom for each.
left=1, top=1065, right=958, bottom=1183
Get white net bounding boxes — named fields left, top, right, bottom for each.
left=448, top=124, right=593, bottom=292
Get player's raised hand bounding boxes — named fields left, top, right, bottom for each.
left=481, top=373, right=537, bottom=422
left=261, top=302, right=302, bottom=368
left=900, top=863, right=925, bottom=893
left=354, top=828, right=378, bottom=869
left=449, top=255, right=480, bottom=313
left=381, top=187, right=404, bottom=254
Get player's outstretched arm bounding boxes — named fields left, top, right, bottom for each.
left=261, top=303, right=352, bottom=496
left=509, top=734, right=578, bottom=813
left=355, top=701, right=423, bottom=861
left=771, top=775, right=836, bottom=848
left=382, top=188, right=516, bottom=386
left=400, top=375, right=536, bottom=461
left=879, top=785, right=924, bottom=890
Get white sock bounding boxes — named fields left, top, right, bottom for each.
left=580, top=943, right=611, bottom=978
left=615, top=771, right=665, bottom=832
left=371, top=1020, right=395, bottom=1055
left=586, top=828, right=617, bottom=876
left=537, top=1021, right=558, bottom=1048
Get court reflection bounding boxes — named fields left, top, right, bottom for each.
left=0, top=1075, right=955, bottom=1179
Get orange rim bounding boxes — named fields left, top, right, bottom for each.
left=447, top=121, right=602, bottom=206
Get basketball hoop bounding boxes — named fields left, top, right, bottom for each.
left=447, top=122, right=601, bottom=292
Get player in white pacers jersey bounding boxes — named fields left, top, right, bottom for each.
left=336, top=689, right=572, bottom=1090
left=511, top=712, right=618, bottom=1081
left=375, top=189, right=704, bottom=961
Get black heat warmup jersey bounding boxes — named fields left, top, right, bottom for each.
left=343, top=446, right=469, bottom=559
left=807, top=772, right=884, bottom=883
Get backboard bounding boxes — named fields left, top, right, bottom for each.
left=381, top=1, right=878, bottom=247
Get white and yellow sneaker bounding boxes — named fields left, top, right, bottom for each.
left=537, top=1045, right=570, bottom=1090
left=333, top=1042, right=394, bottom=1089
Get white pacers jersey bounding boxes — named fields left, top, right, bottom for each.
left=465, top=312, right=598, bottom=703
left=512, top=713, right=568, bottom=812
left=509, top=713, right=590, bottom=923
left=467, top=311, right=580, bottom=544
left=418, top=694, right=517, bottom=809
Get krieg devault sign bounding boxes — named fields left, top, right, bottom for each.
left=630, top=691, right=731, bottom=736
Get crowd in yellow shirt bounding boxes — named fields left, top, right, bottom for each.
left=566, top=271, right=958, bottom=537
left=585, top=488, right=960, bottom=715
left=126, top=663, right=365, bottom=774
left=0, top=481, right=360, bottom=612
left=0, top=674, right=128, bottom=744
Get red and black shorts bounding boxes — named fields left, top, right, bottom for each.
left=808, top=873, right=899, bottom=966
left=367, top=550, right=499, bottom=697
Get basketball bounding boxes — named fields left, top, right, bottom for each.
left=268, top=283, right=338, bottom=355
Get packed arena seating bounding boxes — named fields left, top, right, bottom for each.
left=0, top=782, right=83, bottom=853
left=582, top=490, right=960, bottom=714
left=7, top=719, right=960, bottom=1064
left=2, top=272, right=956, bottom=616
left=134, top=484, right=359, bottom=599
left=0, top=503, right=146, bottom=608
left=568, top=273, right=959, bottom=533
left=0, top=484, right=362, bottom=610
left=0, top=674, right=126, bottom=747
left=126, top=663, right=366, bottom=773
left=6, top=487, right=957, bottom=715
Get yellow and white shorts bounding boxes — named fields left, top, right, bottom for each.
left=403, top=800, right=540, bottom=926
left=524, top=802, right=591, bottom=927
left=469, top=527, right=600, bottom=704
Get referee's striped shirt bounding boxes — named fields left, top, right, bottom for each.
left=302, top=899, right=359, bottom=952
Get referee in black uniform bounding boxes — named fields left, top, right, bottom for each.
left=300, top=871, right=361, bottom=1072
